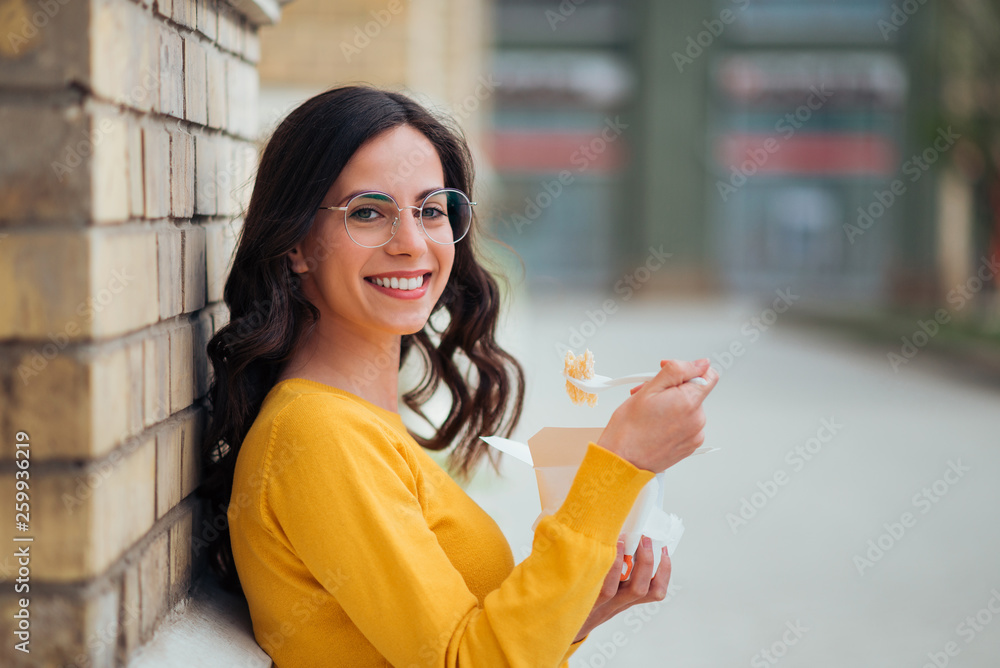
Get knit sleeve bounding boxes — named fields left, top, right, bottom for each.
left=261, top=393, right=654, bottom=668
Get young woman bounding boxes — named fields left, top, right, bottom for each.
left=200, top=85, right=718, bottom=667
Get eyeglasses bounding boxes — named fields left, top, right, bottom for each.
left=318, top=188, right=475, bottom=248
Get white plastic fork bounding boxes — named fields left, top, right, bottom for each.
left=564, top=373, right=708, bottom=393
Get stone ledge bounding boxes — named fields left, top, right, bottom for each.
left=126, top=573, right=273, bottom=668
left=226, top=0, right=282, bottom=26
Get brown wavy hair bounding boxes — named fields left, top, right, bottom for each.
left=197, top=85, right=525, bottom=593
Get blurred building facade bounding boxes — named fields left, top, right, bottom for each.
left=489, top=0, right=997, bottom=325
left=252, top=1, right=998, bottom=320
left=256, top=0, right=494, bottom=149
left=488, top=0, right=634, bottom=287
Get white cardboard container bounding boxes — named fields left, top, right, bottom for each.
left=482, top=427, right=715, bottom=579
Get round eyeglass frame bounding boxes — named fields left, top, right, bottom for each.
left=317, top=187, right=476, bottom=248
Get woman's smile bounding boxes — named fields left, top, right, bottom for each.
left=363, top=270, right=433, bottom=299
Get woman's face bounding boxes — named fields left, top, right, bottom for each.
left=288, top=124, right=456, bottom=338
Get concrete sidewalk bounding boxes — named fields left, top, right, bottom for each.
left=462, top=290, right=1000, bottom=667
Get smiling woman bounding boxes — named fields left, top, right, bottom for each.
left=195, top=85, right=702, bottom=668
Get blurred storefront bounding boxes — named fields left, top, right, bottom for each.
left=255, top=0, right=493, bottom=146
left=252, top=0, right=998, bottom=326
left=487, top=0, right=635, bottom=287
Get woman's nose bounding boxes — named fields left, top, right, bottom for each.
left=385, top=207, right=427, bottom=254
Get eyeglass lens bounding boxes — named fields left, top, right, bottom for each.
left=344, top=190, right=472, bottom=247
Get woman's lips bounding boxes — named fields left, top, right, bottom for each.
left=364, top=272, right=432, bottom=300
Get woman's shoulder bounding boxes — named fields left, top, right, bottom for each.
left=244, top=378, right=409, bottom=463
left=238, top=379, right=419, bottom=496
left=259, top=379, right=396, bottom=436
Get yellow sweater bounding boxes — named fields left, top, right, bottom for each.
left=228, top=378, right=655, bottom=667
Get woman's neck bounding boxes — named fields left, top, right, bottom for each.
left=277, top=318, right=402, bottom=414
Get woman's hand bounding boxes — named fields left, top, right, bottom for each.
left=573, top=534, right=670, bottom=643
left=597, top=358, right=718, bottom=473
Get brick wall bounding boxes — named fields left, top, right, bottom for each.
left=0, top=0, right=280, bottom=665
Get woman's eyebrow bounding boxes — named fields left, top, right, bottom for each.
left=335, top=187, right=445, bottom=207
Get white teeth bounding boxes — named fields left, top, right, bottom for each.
left=371, top=274, right=425, bottom=290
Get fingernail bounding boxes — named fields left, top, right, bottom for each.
left=642, top=536, right=651, bottom=549
left=696, top=358, right=710, bottom=365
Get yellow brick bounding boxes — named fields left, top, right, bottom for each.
left=205, top=46, right=227, bottom=129
left=180, top=407, right=205, bottom=498
left=156, top=421, right=183, bottom=519
left=193, top=309, right=213, bottom=397
left=232, top=14, right=246, bottom=57
left=131, top=5, right=161, bottom=113
left=0, top=0, right=90, bottom=89
left=0, top=584, right=118, bottom=668
left=214, top=135, right=235, bottom=216
left=197, top=0, right=218, bottom=41
left=0, top=436, right=155, bottom=581
left=126, top=341, right=144, bottom=436
left=1, top=354, right=90, bottom=460
left=0, top=227, right=157, bottom=341
left=89, top=227, right=160, bottom=338
left=205, top=220, right=236, bottom=302
left=0, top=105, right=89, bottom=223
left=169, top=322, right=195, bottom=412
left=231, top=139, right=255, bottom=214
left=194, top=132, right=217, bottom=215
left=0, top=230, right=89, bottom=340
left=169, top=127, right=195, bottom=218
left=91, top=110, right=129, bottom=224
left=172, top=0, right=196, bottom=29
left=158, top=24, right=184, bottom=119
left=92, top=0, right=133, bottom=107
left=182, top=225, right=207, bottom=313
left=168, top=507, right=194, bottom=605
left=244, top=22, right=261, bottom=63
left=227, top=57, right=259, bottom=139
left=143, top=122, right=170, bottom=218
left=216, top=3, right=236, bottom=53
left=143, top=331, right=171, bottom=427
left=91, top=345, right=132, bottom=456
left=120, top=562, right=142, bottom=659
left=127, top=119, right=145, bottom=217
left=139, top=530, right=169, bottom=641
left=157, top=226, right=183, bottom=319
left=96, top=437, right=158, bottom=577
left=218, top=137, right=257, bottom=216
left=155, top=0, right=173, bottom=19
left=3, top=341, right=152, bottom=461
left=183, top=35, right=208, bottom=125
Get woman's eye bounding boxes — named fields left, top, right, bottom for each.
left=422, top=207, right=445, bottom=219
left=352, top=207, right=382, bottom=222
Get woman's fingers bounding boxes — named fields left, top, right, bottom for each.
left=644, top=546, right=672, bottom=602
left=621, top=535, right=655, bottom=598
left=599, top=537, right=626, bottom=602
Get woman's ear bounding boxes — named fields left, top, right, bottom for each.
left=287, top=245, right=309, bottom=274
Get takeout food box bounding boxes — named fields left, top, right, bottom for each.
left=481, top=426, right=687, bottom=580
